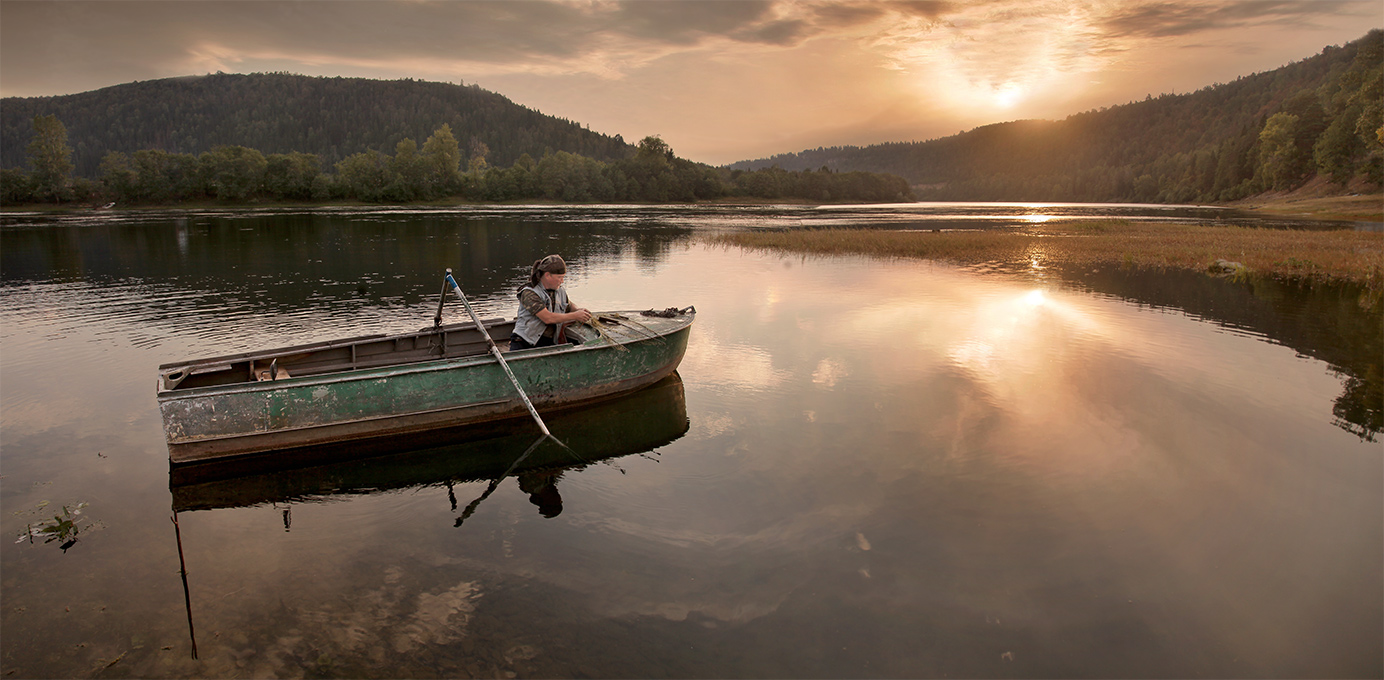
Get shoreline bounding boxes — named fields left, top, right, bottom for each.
left=0, top=196, right=872, bottom=213
left=3, top=190, right=1380, bottom=218
left=705, top=220, right=1384, bottom=292
left=1229, top=194, right=1383, bottom=223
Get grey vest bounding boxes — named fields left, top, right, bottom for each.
left=513, top=284, right=570, bottom=344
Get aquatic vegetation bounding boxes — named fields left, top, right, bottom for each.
left=14, top=501, right=97, bottom=552
left=707, top=221, right=1384, bottom=295
left=579, top=313, right=632, bottom=351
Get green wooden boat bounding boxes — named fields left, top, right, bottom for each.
left=157, top=307, right=694, bottom=464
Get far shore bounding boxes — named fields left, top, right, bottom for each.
left=705, top=219, right=1384, bottom=294
left=0, top=196, right=842, bottom=212
left=3, top=190, right=1380, bottom=219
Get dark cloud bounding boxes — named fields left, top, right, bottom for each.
left=1100, top=0, right=1373, bottom=38
left=810, top=3, right=890, bottom=26
left=611, top=1, right=778, bottom=45
left=733, top=19, right=814, bottom=45
left=887, top=1, right=955, bottom=20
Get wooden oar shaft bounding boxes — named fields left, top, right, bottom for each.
left=443, top=270, right=555, bottom=440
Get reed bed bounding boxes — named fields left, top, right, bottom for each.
left=707, top=220, right=1384, bottom=289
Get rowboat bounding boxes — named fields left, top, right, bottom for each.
left=157, top=306, right=695, bottom=464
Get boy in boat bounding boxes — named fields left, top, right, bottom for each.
left=510, top=254, right=593, bottom=351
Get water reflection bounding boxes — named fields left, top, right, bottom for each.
left=0, top=210, right=695, bottom=320
left=168, top=375, right=687, bottom=661
left=2, top=206, right=1378, bottom=678
left=1052, top=266, right=1382, bottom=441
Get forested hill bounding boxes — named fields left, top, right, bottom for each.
left=728, top=29, right=1383, bottom=203
left=1, top=73, right=633, bottom=176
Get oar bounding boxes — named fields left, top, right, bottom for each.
left=455, top=433, right=548, bottom=527
left=442, top=269, right=563, bottom=446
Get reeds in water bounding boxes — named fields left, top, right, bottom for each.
left=708, top=220, right=1383, bottom=291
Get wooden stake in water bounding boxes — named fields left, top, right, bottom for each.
left=171, top=512, right=198, bottom=660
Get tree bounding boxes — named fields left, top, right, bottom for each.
left=200, top=146, right=268, bottom=200
left=26, top=115, right=73, bottom=202
left=421, top=124, right=461, bottom=198
left=265, top=152, right=320, bottom=200
left=133, top=149, right=174, bottom=203
left=636, top=135, right=673, bottom=163
left=1258, top=113, right=1304, bottom=190
left=336, top=149, right=392, bottom=201
left=387, top=138, right=423, bottom=201
left=1315, top=114, right=1363, bottom=185
left=0, top=168, right=32, bottom=205
left=1355, top=56, right=1384, bottom=185
left=99, top=152, right=136, bottom=202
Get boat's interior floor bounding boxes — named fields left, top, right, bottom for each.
left=160, top=318, right=534, bottom=391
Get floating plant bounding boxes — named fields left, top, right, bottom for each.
left=15, top=502, right=100, bottom=552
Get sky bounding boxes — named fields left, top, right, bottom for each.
left=1, top=0, right=1380, bottom=166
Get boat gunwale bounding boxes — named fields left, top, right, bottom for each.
left=156, top=310, right=694, bottom=401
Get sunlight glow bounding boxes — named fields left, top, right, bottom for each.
left=944, top=287, right=1095, bottom=385
left=992, top=83, right=1025, bottom=109
left=886, top=1, right=1113, bottom=118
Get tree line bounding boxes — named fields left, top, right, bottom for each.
left=1, top=73, right=632, bottom=177
left=0, top=118, right=914, bottom=206
left=730, top=29, right=1383, bottom=203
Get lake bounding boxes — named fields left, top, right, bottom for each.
left=2, top=203, right=1380, bottom=678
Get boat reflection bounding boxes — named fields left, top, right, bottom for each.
left=169, top=373, right=689, bottom=512
left=166, top=374, right=686, bottom=659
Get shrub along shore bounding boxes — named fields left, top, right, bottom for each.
left=707, top=219, right=1384, bottom=292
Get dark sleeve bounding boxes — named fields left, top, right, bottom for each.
left=518, top=289, right=547, bottom=316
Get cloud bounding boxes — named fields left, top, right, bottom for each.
left=609, top=0, right=779, bottom=44
left=2, top=0, right=964, bottom=91
left=1, top=0, right=1373, bottom=94
left=1098, top=0, right=1374, bottom=38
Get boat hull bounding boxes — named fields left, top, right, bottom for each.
left=159, top=312, right=692, bottom=464
left=169, top=373, right=689, bottom=510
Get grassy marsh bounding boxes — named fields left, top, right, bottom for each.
left=1230, top=184, right=1383, bottom=222
left=707, top=219, right=1384, bottom=289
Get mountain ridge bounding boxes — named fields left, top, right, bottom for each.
left=1, top=72, right=634, bottom=177
left=726, top=29, right=1382, bottom=203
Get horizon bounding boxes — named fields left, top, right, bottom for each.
left=2, top=1, right=1380, bottom=166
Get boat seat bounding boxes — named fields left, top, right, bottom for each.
left=255, top=365, right=290, bottom=381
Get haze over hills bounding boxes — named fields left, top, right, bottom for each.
left=728, top=29, right=1383, bottom=204
left=0, top=73, right=634, bottom=177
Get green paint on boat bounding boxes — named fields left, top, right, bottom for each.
left=158, top=309, right=694, bottom=463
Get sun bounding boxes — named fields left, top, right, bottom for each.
left=992, top=83, right=1025, bottom=109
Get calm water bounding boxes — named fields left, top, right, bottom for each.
left=1, top=204, right=1380, bottom=678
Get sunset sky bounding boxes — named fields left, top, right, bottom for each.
left=1, top=0, right=1379, bottom=165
